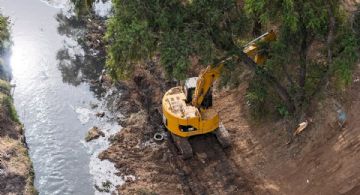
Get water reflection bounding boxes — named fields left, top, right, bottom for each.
left=56, top=11, right=85, bottom=37
left=1, top=0, right=120, bottom=194
left=55, top=8, right=106, bottom=98
left=54, top=1, right=124, bottom=193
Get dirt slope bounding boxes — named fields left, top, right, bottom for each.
left=99, top=58, right=360, bottom=195
left=215, top=63, right=360, bottom=195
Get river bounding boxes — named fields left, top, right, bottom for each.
left=0, top=0, right=121, bottom=194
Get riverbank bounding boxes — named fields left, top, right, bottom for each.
left=82, top=1, right=360, bottom=194
left=0, top=15, right=36, bottom=195
left=99, top=61, right=187, bottom=194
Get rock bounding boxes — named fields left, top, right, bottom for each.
left=96, top=112, right=105, bottom=118
left=85, top=126, right=105, bottom=142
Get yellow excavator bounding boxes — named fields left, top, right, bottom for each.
left=162, top=31, right=276, bottom=159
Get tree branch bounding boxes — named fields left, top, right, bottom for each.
left=238, top=51, right=296, bottom=113
left=309, top=4, right=336, bottom=98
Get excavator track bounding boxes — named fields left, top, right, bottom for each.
left=166, top=132, right=254, bottom=195
left=170, top=122, right=230, bottom=159
left=213, top=122, right=231, bottom=148
left=171, top=133, right=193, bottom=159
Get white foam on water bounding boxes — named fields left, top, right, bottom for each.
left=80, top=96, right=124, bottom=194
left=94, top=0, right=112, bottom=17
left=40, top=0, right=71, bottom=9
left=74, top=107, right=93, bottom=124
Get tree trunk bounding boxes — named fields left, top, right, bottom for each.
left=310, top=5, right=336, bottom=98
left=298, top=24, right=309, bottom=106
left=252, top=17, right=262, bottom=37
left=238, top=51, right=296, bottom=113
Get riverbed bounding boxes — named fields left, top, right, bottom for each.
left=0, top=0, right=121, bottom=194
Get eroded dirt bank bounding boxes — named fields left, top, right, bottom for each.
left=0, top=53, right=36, bottom=195
left=214, top=64, right=360, bottom=194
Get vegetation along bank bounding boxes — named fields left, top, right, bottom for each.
left=0, top=13, right=36, bottom=195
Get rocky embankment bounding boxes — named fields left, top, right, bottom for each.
left=0, top=15, right=36, bottom=195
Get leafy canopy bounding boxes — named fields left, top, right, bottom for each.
left=244, top=0, right=359, bottom=115
left=106, top=0, right=249, bottom=79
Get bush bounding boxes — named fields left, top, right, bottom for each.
left=2, top=96, right=20, bottom=123
left=0, top=79, right=10, bottom=92
left=332, top=28, right=359, bottom=89
left=245, top=77, right=268, bottom=118
left=0, top=15, right=10, bottom=53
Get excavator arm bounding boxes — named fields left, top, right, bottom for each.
left=191, top=30, right=277, bottom=109
left=191, top=63, right=224, bottom=108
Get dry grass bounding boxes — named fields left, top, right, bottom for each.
left=0, top=137, right=37, bottom=195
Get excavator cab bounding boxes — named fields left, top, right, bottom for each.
left=184, top=77, right=212, bottom=108
left=184, top=77, right=197, bottom=103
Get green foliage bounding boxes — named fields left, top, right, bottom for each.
left=276, top=104, right=289, bottom=118
left=0, top=14, right=10, bottom=54
left=332, top=27, right=359, bottom=88
left=218, top=58, right=243, bottom=88
left=0, top=79, right=11, bottom=92
left=106, top=0, right=249, bottom=80
left=105, top=0, right=359, bottom=118
left=245, top=0, right=329, bottom=34
left=0, top=15, right=11, bottom=81
left=352, top=5, right=360, bottom=35
left=245, top=0, right=359, bottom=115
left=304, top=61, right=327, bottom=97
left=71, top=0, right=94, bottom=16
left=245, top=77, right=268, bottom=118
left=2, top=96, right=20, bottom=123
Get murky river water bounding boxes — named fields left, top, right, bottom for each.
left=0, top=0, right=121, bottom=194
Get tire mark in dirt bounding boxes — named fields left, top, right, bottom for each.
left=166, top=131, right=254, bottom=195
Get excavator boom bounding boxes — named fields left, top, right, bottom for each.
left=191, top=30, right=276, bottom=109
left=191, top=63, right=224, bottom=108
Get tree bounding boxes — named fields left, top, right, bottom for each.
left=106, top=0, right=359, bottom=115
left=244, top=0, right=359, bottom=114
left=0, top=15, right=10, bottom=54
left=70, top=0, right=94, bottom=16
left=106, top=0, right=249, bottom=80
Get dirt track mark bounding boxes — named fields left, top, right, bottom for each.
left=167, top=132, right=254, bottom=195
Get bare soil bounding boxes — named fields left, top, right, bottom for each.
left=214, top=63, right=360, bottom=194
